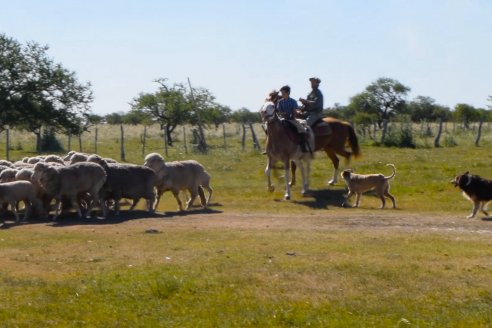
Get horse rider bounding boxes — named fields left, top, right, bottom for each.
left=299, top=77, right=324, bottom=127
left=277, top=85, right=310, bottom=153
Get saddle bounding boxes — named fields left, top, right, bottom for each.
left=280, top=119, right=303, bottom=144
left=312, top=118, right=332, bottom=136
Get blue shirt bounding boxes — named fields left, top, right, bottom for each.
left=277, top=97, right=299, bottom=119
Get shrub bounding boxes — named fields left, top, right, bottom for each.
left=40, top=128, right=64, bottom=152
left=383, top=118, right=415, bottom=148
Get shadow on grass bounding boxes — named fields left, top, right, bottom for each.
left=0, top=207, right=223, bottom=229
left=291, top=188, right=347, bottom=209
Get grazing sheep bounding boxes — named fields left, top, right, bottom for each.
left=87, top=155, right=156, bottom=215
left=0, top=168, right=19, bottom=183
left=0, top=160, right=13, bottom=167
left=144, top=153, right=213, bottom=211
left=32, top=162, right=107, bottom=219
left=15, top=168, right=34, bottom=182
left=43, top=155, right=65, bottom=165
left=69, top=153, right=89, bottom=165
left=0, top=180, right=41, bottom=223
left=0, top=165, right=11, bottom=174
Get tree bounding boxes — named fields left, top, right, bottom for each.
left=349, top=78, right=410, bottom=127
left=202, top=105, right=231, bottom=128
left=0, top=34, right=93, bottom=150
left=454, top=103, right=479, bottom=129
left=105, top=112, right=124, bottom=124
left=122, top=109, right=153, bottom=125
left=230, top=107, right=261, bottom=123
left=407, top=96, right=451, bottom=122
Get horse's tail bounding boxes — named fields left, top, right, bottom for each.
left=346, top=123, right=361, bottom=158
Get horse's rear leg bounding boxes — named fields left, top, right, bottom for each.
left=325, top=148, right=340, bottom=185
left=265, top=157, right=275, bottom=192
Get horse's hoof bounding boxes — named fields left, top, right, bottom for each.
left=268, top=185, right=275, bottom=192
left=284, top=194, right=291, bottom=200
left=301, top=190, right=309, bottom=196
left=289, top=181, right=296, bottom=187
left=328, top=180, right=336, bottom=186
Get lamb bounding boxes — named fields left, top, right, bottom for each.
left=0, top=168, right=19, bottom=183
left=87, top=155, right=156, bottom=215
left=32, top=162, right=107, bottom=220
left=144, top=153, right=213, bottom=211
left=0, top=180, right=41, bottom=223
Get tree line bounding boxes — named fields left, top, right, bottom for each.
left=2, top=34, right=491, bottom=152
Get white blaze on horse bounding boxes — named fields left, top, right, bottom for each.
left=259, top=96, right=314, bottom=200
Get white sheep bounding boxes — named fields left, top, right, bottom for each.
left=0, top=180, right=41, bottom=223
left=144, top=153, right=213, bottom=211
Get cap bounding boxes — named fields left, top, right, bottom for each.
left=309, top=77, right=321, bottom=83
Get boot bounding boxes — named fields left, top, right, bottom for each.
left=299, top=133, right=309, bottom=153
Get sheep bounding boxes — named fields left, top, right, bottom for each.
left=27, top=156, right=44, bottom=164
left=87, top=155, right=156, bottom=215
left=0, top=180, right=41, bottom=223
left=0, top=160, right=13, bottom=167
left=103, top=157, right=118, bottom=164
left=43, top=155, right=65, bottom=165
left=0, top=168, right=19, bottom=183
left=64, top=151, right=89, bottom=163
left=12, top=162, right=34, bottom=170
left=144, top=153, right=213, bottom=211
left=32, top=162, right=107, bottom=220
left=15, top=168, right=34, bottom=182
left=0, top=165, right=11, bottom=174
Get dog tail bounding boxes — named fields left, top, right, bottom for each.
left=385, top=164, right=396, bottom=180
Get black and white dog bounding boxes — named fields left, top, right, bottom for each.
left=452, top=171, right=492, bottom=218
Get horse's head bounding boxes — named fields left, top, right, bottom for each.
left=259, top=101, right=277, bottom=123
left=259, top=90, right=280, bottom=123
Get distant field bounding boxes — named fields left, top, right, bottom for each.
left=0, top=123, right=491, bottom=327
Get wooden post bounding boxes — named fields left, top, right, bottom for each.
left=163, top=126, right=168, bottom=157
left=120, top=124, right=125, bottom=161
left=249, top=122, right=261, bottom=151
left=475, top=119, right=483, bottom=147
left=222, top=123, right=227, bottom=150
left=94, top=127, right=98, bottom=154
left=434, top=118, right=443, bottom=148
left=182, top=125, right=188, bottom=154
left=67, top=128, right=72, bottom=151
left=5, top=128, right=10, bottom=161
left=141, top=125, right=147, bottom=157
left=78, top=133, right=82, bottom=152
left=241, top=124, right=246, bottom=151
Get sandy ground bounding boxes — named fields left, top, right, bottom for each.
left=3, top=209, right=492, bottom=235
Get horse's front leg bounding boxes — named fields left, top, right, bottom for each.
left=295, top=160, right=307, bottom=196
left=304, top=159, right=311, bottom=194
left=284, top=160, right=291, bottom=200
left=265, top=157, right=275, bottom=192
left=289, top=161, right=296, bottom=187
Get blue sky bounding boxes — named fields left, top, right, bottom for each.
left=1, top=0, right=491, bottom=114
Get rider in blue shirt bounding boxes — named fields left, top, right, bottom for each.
left=276, top=85, right=310, bottom=153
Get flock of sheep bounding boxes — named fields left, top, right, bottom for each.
left=0, top=151, right=213, bottom=224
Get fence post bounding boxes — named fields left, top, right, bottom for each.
left=434, top=118, right=443, bottom=148
left=67, top=128, right=72, bottom=151
left=475, top=119, right=483, bottom=147
left=249, top=122, right=261, bottom=151
left=141, top=125, right=147, bottom=157
left=241, top=124, right=246, bottom=151
left=183, top=125, right=188, bottom=154
left=222, top=123, right=227, bottom=150
left=5, top=128, right=10, bottom=161
left=94, top=127, right=98, bottom=154
left=163, top=126, right=168, bottom=157
left=120, top=124, right=126, bottom=161
left=78, top=133, right=83, bottom=152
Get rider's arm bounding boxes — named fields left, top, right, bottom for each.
left=305, top=90, right=323, bottom=111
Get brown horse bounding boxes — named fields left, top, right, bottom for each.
left=291, top=117, right=360, bottom=186
left=260, top=99, right=315, bottom=200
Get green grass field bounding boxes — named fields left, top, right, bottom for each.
left=0, top=123, right=491, bottom=327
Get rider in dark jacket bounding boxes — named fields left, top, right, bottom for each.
left=299, top=77, right=323, bottom=127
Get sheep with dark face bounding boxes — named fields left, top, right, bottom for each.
left=32, top=162, right=107, bottom=219
left=87, top=155, right=156, bottom=216
left=144, top=153, right=213, bottom=211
